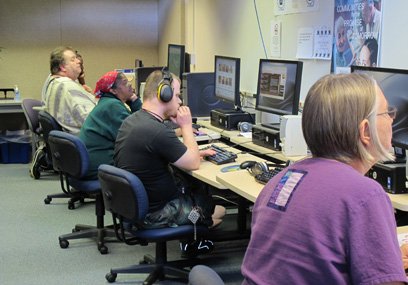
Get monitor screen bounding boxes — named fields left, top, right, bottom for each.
left=351, top=66, right=408, bottom=151
left=167, top=44, right=185, bottom=79
left=255, top=59, right=303, bottom=119
left=214, top=55, right=241, bottom=110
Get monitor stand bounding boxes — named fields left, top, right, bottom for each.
left=261, top=122, right=280, bottom=131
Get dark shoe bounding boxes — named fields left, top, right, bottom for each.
left=30, top=146, right=46, bottom=179
left=180, top=239, right=214, bottom=258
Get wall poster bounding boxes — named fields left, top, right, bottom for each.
left=332, top=0, right=383, bottom=74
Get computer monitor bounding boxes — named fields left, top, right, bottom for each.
left=214, top=55, right=241, bottom=112
left=255, top=59, right=303, bottom=130
left=167, top=44, right=185, bottom=79
left=351, top=66, right=408, bottom=158
left=134, top=66, right=165, bottom=97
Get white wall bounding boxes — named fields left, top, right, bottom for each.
left=0, top=0, right=159, bottom=100
left=178, top=0, right=334, bottom=104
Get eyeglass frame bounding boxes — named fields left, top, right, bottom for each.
left=376, top=106, right=397, bottom=120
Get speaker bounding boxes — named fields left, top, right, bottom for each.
left=158, top=69, right=173, bottom=103
left=237, top=122, right=253, bottom=133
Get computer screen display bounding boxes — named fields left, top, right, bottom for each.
left=214, top=55, right=241, bottom=109
left=167, top=44, right=185, bottom=79
left=351, top=66, right=408, bottom=150
left=255, top=59, right=303, bottom=118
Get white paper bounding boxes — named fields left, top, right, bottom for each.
left=312, top=27, right=332, bottom=60
left=270, top=20, right=282, bottom=58
left=296, top=27, right=314, bottom=59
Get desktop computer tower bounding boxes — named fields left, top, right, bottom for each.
left=210, top=109, right=255, bottom=131
left=182, top=72, right=234, bottom=118
left=366, top=163, right=408, bottom=194
left=252, top=124, right=282, bottom=151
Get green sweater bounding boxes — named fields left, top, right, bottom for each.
left=79, top=93, right=142, bottom=180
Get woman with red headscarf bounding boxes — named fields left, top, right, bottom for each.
left=79, top=71, right=142, bottom=180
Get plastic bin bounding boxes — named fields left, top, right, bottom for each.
left=0, top=134, right=31, bottom=164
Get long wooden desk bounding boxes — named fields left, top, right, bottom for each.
left=189, top=142, right=264, bottom=189
left=216, top=170, right=262, bottom=203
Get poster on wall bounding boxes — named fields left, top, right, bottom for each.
left=332, top=0, right=383, bottom=74
left=274, top=0, right=319, bottom=16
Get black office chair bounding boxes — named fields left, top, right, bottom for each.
left=21, top=99, right=43, bottom=157
left=48, top=130, right=116, bottom=254
left=98, top=164, right=209, bottom=284
left=37, top=111, right=82, bottom=208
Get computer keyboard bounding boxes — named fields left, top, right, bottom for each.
left=255, top=167, right=283, bottom=184
left=201, top=144, right=238, bottom=165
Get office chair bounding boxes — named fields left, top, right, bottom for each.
left=48, top=131, right=116, bottom=254
left=98, top=164, right=209, bottom=284
left=38, top=111, right=83, bottom=208
left=21, top=99, right=43, bottom=157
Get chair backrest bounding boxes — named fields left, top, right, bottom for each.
left=48, top=130, right=90, bottom=179
left=98, top=164, right=149, bottom=223
left=38, top=110, right=62, bottom=142
left=21, top=99, right=42, bottom=135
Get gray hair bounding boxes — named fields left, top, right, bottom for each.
left=302, top=73, right=393, bottom=166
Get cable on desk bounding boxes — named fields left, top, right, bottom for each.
left=211, top=195, right=238, bottom=206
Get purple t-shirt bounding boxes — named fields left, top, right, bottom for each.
left=242, top=158, right=407, bottom=285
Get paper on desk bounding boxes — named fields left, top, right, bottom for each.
left=398, top=232, right=408, bottom=246
left=240, top=132, right=252, bottom=139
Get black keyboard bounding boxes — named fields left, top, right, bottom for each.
left=255, top=167, right=283, bottom=184
left=201, top=144, right=237, bottom=165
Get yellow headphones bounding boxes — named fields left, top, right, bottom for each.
left=157, top=69, right=173, bottom=103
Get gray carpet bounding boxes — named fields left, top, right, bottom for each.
left=0, top=163, right=247, bottom=284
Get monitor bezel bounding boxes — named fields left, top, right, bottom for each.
left=351, top=65, right=408, bottom=150
left=214, top=55, right=242, bottom=110
left=255, top=58, right=303, bottom=116
left=167, top=44, right=186, bottom=79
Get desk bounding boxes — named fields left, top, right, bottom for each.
left=190, top=142, right=261, bottom=189
left=216, top=170, right=262, bottom=203
left=0, top=102, right=28, bottom=131
left=388, top=193, right=408, bottom=212
left=229, top=135, right=307, bottom=163
left=198, top=120, right=241, bottom=139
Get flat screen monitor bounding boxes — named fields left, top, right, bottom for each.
left=135, top=66, right=165, bottom=97
left=167, top=44, right=185, bottom=79
left=214, top=55, right=241, bottom=112
left=351, top=66, right=408, bottom=155
left=255, top=59, right=303, bottom=129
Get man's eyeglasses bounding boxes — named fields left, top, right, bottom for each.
left=377, top=106, right=397, bottom=120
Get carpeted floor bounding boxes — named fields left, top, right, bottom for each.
left=0, top=163, right=248, bottom=284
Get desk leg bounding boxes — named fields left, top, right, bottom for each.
left=237, top=196, right=248, bottom=234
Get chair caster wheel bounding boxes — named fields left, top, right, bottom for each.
left=99, top=246, right=108, bottom=255
left=60, top=239, right=69, bottom=249
left=106, top=272, right=117, bottom=283
left=44, top=197, right=51, bottom=204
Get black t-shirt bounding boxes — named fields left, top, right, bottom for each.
left=114, top=109, right=187, bottom=212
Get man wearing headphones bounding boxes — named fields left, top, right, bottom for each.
left=114, top=69, right=223, bottom=257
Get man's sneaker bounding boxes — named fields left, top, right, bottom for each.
left=180, top=239, right=214, bottom=258
left=30, top=146, right=46, bottom=179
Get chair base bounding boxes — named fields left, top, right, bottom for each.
left=59, top=224, right=117, bottom=254
left=44, top=193, right=88, bottom=210
left=105, top=241, right=200, bottom=284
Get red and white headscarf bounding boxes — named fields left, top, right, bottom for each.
left=94, top=71, right=119, bottom=98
